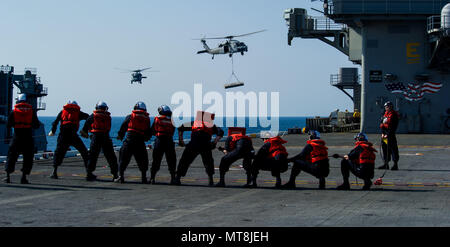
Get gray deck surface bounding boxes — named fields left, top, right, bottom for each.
left=0, top=133, right=449, bottom=227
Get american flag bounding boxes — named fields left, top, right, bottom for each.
left=385, top=82, right=443, bottom=101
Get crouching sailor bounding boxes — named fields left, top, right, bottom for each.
left=216, top=127, right=255, bottom=187
left=337, top=133, right=376, bottom=190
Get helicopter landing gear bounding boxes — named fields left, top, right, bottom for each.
left=241, top=52, right=244, bottom=55
left=212, top=55, right=214, bottom=60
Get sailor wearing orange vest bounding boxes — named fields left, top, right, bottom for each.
left=216, top=128, right=255, bottom=187
left=4, top=94, right=40, bottom=184
left=174, top=111, right=224, bottom=186
left=282, top=130, right=329, bottom=189
left=116, top=102, right=152, bottom=184
left=379, top=101, right=399, bottom=170
left=337, top=133, right=377, bottom=190
left=48, top=100, right=90, bottom=179
left=80, top=101, right=119, bottom=181
left=251, top=132, right=289, bottom=188
left=149, top=105, right=177, bottom=184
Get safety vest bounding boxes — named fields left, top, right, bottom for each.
left=154, top=115, right=175, bottom=137
left=127, top=110, right=150, bottom=135
left=354, top=141, right=377, bottom=165
left=13, top=102, right=33, bottom=129
left=229, top=133, right=251, bottom=151
left=265, top=136, right=288, bottom=158
left=192, top=120, right=214, bottom=136
left=90, top=110, right=111, bottom=133
left=61, top=104, right=81, bottom=128
left=380, top=110, right=398, bottom=129
left=306, top=139, right=328, bottom=163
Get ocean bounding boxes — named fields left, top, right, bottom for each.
left=40, top=116, right=311, bottom=151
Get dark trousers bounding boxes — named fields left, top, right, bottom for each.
left=53, top=132, right=89, bottom=168
left=151, top=136, right=177, bottom=176
left=219, top=149, right=253, bottom=175
left=119, top=137, right=149, bottom=174
left=290, top=159, right=330, bottom=179
left=176, top=141, right=215, bottom=177
left=5, top=135, right=34, bottom=175
left=87, top=133, right=118, bottom=175
left=340, top=159, right=374, bottom=181
left=382, top=134, right=399, bottom=163
left=252, top=154, right=288, bottom=178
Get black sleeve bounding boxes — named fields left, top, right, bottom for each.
left=224, top=136, right=232, bottom=151
left=32, top=110, right=40, bottom=129
left=213, top=125, right=224, bottom=137
left=149, top=120, right=156, bottom=136
left=6, top=111, right=14, bottom=129
left=118, top=115, right=131, bottom=138
left=289, top=144, right=313, bottom=161
left=144, top=118, right=152, bottom=141
left=177, top=121, right=194, bottom=132
left=51, top=111, right=63, bottom=133
left=82, top=114, right=94, bottom=133
left=255, top=142, right=271, bottom=159
left=79, top=111, right=90, bottom=121
left=348, top=146, right=362, bottom=160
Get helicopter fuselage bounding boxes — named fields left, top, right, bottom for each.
left=198, top=39, right=248, bottom=58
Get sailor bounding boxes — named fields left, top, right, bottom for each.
left=4, top=94, right=40, bottom=184
left=48, top=100, right=89, bottom=179
left=251, top=132, right=289, bottom=188
left=149, top=105, right=177, bottom=184
left=337, top=133, right=376, bottom=190
left=173, top=111, right=224, bottom=186
left=282, top=130, right=329, bottom=189
left=215, top=127, right=255, bottom=187
left=378, top=101, right=400, bottom=170
left=116, top=102, right=151, bottom=184
left=80, top=101, right=119, bottom=181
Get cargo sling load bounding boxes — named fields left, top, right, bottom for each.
left=285, top=0, right=450, bottom=133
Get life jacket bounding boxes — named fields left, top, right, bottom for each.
left=154, top=115, right=175, bottom=137
left=127, top=110, right=150, bottom=135
left=229, top=133, right=251, bottom=151
left=61, top=104, right=81, bottom=128
left=192, top=120, right=214, bottom=136
left=265, top=136, right=288, bottom=158
left=354, top=141, right=377, bottom=165
left=90, top=110, right=111, bottom=133
left=306, top=139, right=328, bottom=163
left=380, top=110, right=399, bottom=129
left=13, top=102, right=33, bottom=129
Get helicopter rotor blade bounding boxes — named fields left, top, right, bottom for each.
left=194, top=29, right=267, bottom=40
left=232, top=29, right=267, bottom=38
left=133, top=67, right=152, bottom=72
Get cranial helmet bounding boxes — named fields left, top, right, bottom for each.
left=96, top=101, right=108, bottom=110
left=384, top=101, right=393, bottom=107
left=308, top=130, right=321, bottom=140
left=134, top=101, right=147, bottom=111
left=354, top=132, right=368, bottom=142
left=68, top=100, right=78, bottom=106
left=158, top=105, right=172, bottom=116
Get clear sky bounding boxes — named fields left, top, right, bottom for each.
left=2, top=0, right=356, bottom=117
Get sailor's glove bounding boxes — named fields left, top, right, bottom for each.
left=48, top=131, right=55, bottom=137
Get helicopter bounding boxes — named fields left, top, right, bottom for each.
left=115, top=67, right=158, bottom=84
left=195, top=30, right=266, bottom=59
